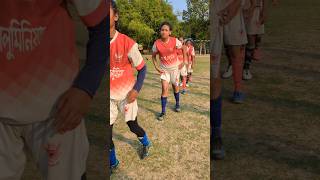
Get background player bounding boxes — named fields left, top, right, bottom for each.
left=109, top=0, right=151, bottom=173
left=152, top=22, right=187, bottom=120
left=178, top=37, right=189, bottom=94
left=186, top=40, right=196, bottom=87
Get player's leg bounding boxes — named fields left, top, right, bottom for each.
left=126, top=118, right=151, bottom=159
left=229, top=45, right=245, bottom=103
left=171, top=70, right=181, bottom=112
left=222, top=46, right=233, bottom=79
left=243, top=35, right=256, bottom=80
left=210, top=16, right=225, bottom=159
left=109, top=124, right=119, bottom=171
left=158, top=73, right=170, bottom=120
left=122, top=100, right=151, bottom=159
left=181, top=65, right=188, bottom=94
left=0, top=122, right=26, bottom=180
left=210, top=53, right=225, bottom=160
left=109, top=100, right=119, bottom=171
left=253, top=34, right=263, bottom=60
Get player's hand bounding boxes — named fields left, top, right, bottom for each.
left=258, top=11, right=267, bottom=25
left=54, top=87, right=92, bottom=134
left=178, top=63, right=183, bottom=70
left=156, top=68, right=164, bottom=74
left=217, top=1, right=240, bottom=25
left=243, top=7, right=255, bottom=21
left=127, top=89, right=139, bottom=104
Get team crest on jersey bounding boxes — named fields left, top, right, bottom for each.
left=110, top=67, right=124, bottom=80
left=114, top=53, right=123, bottom=63
left=0, top=19, right=46, bottom=61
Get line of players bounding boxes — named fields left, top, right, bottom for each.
left=109, top=0, right=196, bottom=173
left=211, top=0, right=278, bottom=160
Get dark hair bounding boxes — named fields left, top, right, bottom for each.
left=160, top=21, right=173, bottom=31
left=111, top=0, right=119, bottom=14
left=111, top=0, right=119, bottom=29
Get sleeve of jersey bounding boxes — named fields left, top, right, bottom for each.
left=192, top=47, right=196, bottom=56
left=128, top=43, right=145, bottom=70
left=152, top=43, right=158, bottom=55
left=72, top=17, right=107, bottom=97
left=176, top=38, right=183, bottom=49
left=72, top=0, right=107, bottom=27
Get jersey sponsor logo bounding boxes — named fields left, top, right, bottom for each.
left=110, top=67, right=124, bottom=80
left=114, top=53, right=123, bottom=63
left=160, top=54, right=176, bottom=62
left=0, top=19, right=46, bottom=61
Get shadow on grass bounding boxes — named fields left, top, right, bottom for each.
left=264, top=47, right=320, bottom=60
left=255, top=62, right=320, bottom=81
left=113, top=132, right=141, bottom=158
left=223, top=132, right=320, bottom=176
left=221, top=87, right=320, bottom=116
left=138, top=97, right=209, bottom=118
left=85, top=113, right=107, bottom=147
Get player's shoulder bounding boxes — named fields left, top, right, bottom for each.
left=117, top=32, right=136, bottom=47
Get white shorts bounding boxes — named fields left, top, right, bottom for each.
left=245, top=7, right=265, bottom=35
left=180, top=65, right=188, bottom=76
left=187, top=64, right=193, bottom=73
left=0, top=118, right=89, bottom=180
left=211, top=9, right=248, bottom=78
left=110, top=99, right=138, bottom=125
left=160, top=69, right=180, bottom=86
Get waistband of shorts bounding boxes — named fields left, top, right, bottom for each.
left=160, top=64, right=179, bottom=71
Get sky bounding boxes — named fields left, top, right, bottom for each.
left=168, top=0, right=187, bottom=20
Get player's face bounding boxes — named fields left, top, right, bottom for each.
left=160, top=25, right=171, bottom=39
left=179, top=37, right=184, bottom=43
left=110, top=6, right=119, bottom=30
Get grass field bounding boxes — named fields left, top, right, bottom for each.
left=110, top=56, right=210, bottom=179
left=212, top=0, right=320, bottom=179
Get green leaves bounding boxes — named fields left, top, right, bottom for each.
left=116, top=0, right=179, bottom=47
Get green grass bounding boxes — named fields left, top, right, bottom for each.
left=111, top=56, right=210, bottom=179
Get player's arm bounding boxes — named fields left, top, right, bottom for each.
left=244, top=0, right=256, bottom=20
left=151, top=43, right=163, bottom=73
left=54, top=0, right=107, bottom=134
left=191, top=48, right=196, bottom=68
left=183, top=45, right=188, bottom=66
left=127, top=43, right=147, bottom=103
left=259, top=0, right=267, bottom=24
left=176, top=39, right=184, bottom=69
left=218, top=0, right=241, bottom=25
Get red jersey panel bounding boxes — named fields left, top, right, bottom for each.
left=0, top=0, right=106, bottom=124
left=152, top=37, right=182, bottom=70
left=110, top=31, right=145, bottom=100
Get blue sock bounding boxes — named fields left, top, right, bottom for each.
left=210, top=96, right=222, bottom=138
left=174, top=92, right=180, bottom=107
left=161, top=96, right=167, bottom=114
left=109, top=148, right=117, bottom=166
left=138, top=133, right=150, bottom=147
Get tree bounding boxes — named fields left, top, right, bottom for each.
left=115, top=0, right=180, bottom=48
left=182, top=0, right=209, bottom=39
left=182, top=0, right=210, bottom=54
